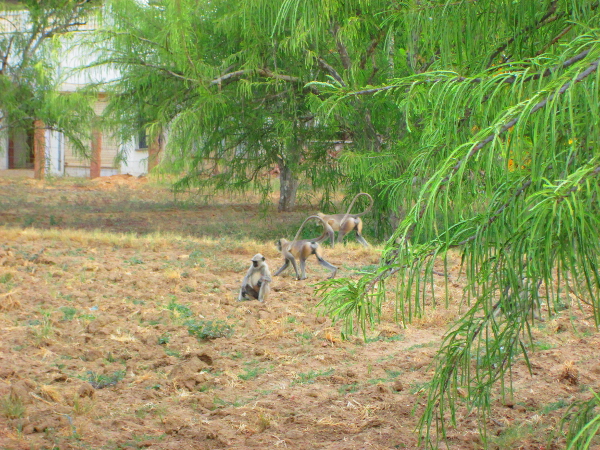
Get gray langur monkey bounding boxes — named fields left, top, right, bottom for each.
left=316, top=193, right=373, bottom=247
left=238, top=253, right=272, bottom=302
left=274, top=215, right=337, bottom=280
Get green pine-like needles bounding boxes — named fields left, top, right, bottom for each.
left=312, top=8, right=600, bottom=450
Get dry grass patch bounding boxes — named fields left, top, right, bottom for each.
left=0, top=290, right=21, bottom=311
left=39, top=385, right=63, bottom=403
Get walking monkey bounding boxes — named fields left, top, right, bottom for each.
left=316, top=193, right=373, bottom=247
left=238, top=253, right=272, bottom=302
left=274, top=215, right=337, bottom=280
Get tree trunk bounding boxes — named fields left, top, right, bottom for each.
left=90, top=126, right=102, bottom=178
left=33, top=120, right=45, bottom=180
left=277, top=161, right=298, bottom=212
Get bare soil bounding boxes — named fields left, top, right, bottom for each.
left=0, top=175, right=598, bottom=450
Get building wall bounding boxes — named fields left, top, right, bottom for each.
left=0, top=9, right=153, bottom=178
left=63, top=98, right=122, bottom=176
left=0, top=130, right=7, bottom=170
left=9, top=128, right=33, bottom=169
left=46, top=129, right=64, bottom=175
left=120, top=139, right=148, bottom=177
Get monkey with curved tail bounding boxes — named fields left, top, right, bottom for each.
left=316, top=193, right=373, bottom=247
left=274, top=215, right=337, bottom=280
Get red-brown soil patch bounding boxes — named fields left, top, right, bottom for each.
left=0, top=177, right=598, bottom=450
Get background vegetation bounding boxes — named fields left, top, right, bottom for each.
left=2, top=0, right=600, bottom=448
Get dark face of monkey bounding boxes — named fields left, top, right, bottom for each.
left=251, top=254, right=265, bottom=268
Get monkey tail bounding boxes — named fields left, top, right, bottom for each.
left=290, top=215, right=329, bottom=248
left=340, top=192, right=374, bottom=226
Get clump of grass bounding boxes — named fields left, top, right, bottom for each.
left=166, top=297, right=193, bottom=321
left=84, top=370, right=126, bottom=389
left=31, top=316, right=54, bottom=345
left=1, top=395, right=25, bottom=419
left=39, top=385, right=63, bottom=403
left=293, top=368, right=335, bottom=385
left=60, top=306, right=77, bottom=321
left=256, top=412, right=271, bottom=432
left=238, top=365, right=266, bottom=381
left=185, top=319, right=233, bottom=340
left=0, top=291, right=21, bottom=311
left=0, top=272, right=13, bottom=284
left=72, top=395, right=95, bottom=416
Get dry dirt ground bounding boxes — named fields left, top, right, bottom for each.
left=0, top=175, right=599, bottom=450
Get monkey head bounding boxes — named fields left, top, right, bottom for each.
left=251, top=253, right=266, bottom=268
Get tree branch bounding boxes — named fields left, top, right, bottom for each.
left=486, top=0, right=559, bottom=68
left=360, top=31, right=383, bottom=70
left=316, top=57, right=346, bottom=87
left=365, top=56, right=600, bottom=293
left=331, top=22, right=351, bottom=71
left=348, top=47, right=592, bottom=97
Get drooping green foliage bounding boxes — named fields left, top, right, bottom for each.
left=97, top=0, right=404, bottom=212
left=292, top=0, right=600, bottom=447
left=563, top=390, right=600, bottom=450
left=0, top=0, right=96, bottom=155
left=94, top=1, right=599, bottom=444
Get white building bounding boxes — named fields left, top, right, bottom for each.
left=0, top=8, right=156, bottom=178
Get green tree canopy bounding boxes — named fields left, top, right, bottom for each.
left=0, top=0, right=96, bottom=155
left=99, top=0, right=404, bottom=212
left=305, top=0, right=600, bottom=447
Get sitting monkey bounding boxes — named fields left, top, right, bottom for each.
left=238, top=253, right=272, bottom=302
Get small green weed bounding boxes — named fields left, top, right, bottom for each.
left=533, top=340, right=555, bottom=351
left=31, top=316, right=54, bottom=345
left=1, top=395, right=25, bottom=419
left=296, top=331, right=313, bottom=342
left=125, top=256, right=144, bottom=265
left=158, top=333, right=170, bottom=345
left=72, top=395, right=94, bottom=416
left=22, top=216, right=36, bottom=227
left=164, top=348, right=181, bottom=358
left=0, top=273, right=13, bottom=284
left=49, top=215, right=62, bottom=226
left=339, top=382, right=360, bottom=394
left=541, top=399, right=569, bottom=414
left=293, top=368, right=335, bottom=385
left=185, top=319, right=233, bottom=340
left=60, top=306, right=77, bottom=321
left=83, top=370, right=126, bottom=389
left=135, top=403, right=168, bottom=420
left=238, top=364, right=266, bottom=381
left=166, top=297, right=193, bottom=320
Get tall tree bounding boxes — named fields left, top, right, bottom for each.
left=99, top=0, right=400, bottom=212
left=0, top=0, right=96, bottom=171
left=299, top=0, right=600, bottom=447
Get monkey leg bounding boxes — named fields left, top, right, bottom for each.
left=299, top=258, right=307, bottom=280
left=337, top=218, right=355, bottom=244
left=355, top=220, right=369, bottom=247
left=286, top=253, right=301, bottom=279
left=258, top=281, right=270, bottom=303
left=242, top=284, right=260, bottom=300
left=326, top=225, right=336, bottom=248
left=355, top=233, right=370, bottom=247
left=274, top=260, right=290, bottom=276
left=316, top=256, right=337, bottom=279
